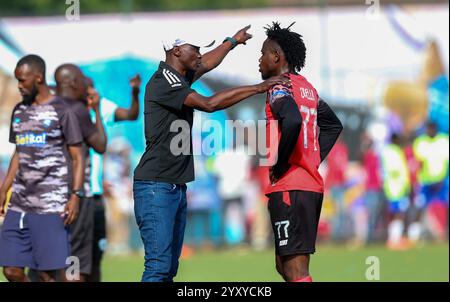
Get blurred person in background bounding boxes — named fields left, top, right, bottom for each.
left=182, top=118, right=221, bottom=256
left=184, top=152, right=221, bottom=253
left=214, top=138, right=251, bottom=245
left=48, top=64, right=108, bottom=282
left=249, top=157, right=272, bottom=251
left=260, top=22, right=343, bottom=282
left=403, top=133, right=422, bottom=245
left=361, top=134, right=384, bottom=244
left=103, top=137, right=135, bottom=255
left=0, top=55, right=84, bottom=282
left=412, top=121, right=449, bottom=242
left=243, top=154, right=266, bottom=249
left=85, top=75, right=141, bottom=281
left=381, top=133, right=411, bottom=250
left=325, top=134, right=349, bottom=241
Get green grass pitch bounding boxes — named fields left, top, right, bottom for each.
left=0, top=243, right=447, bottom=282
left=102, top=243, right=448, bottom=282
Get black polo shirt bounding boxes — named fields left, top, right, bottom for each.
left=134, top=61, right=196, bottom=184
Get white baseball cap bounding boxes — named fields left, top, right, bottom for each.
left=163, top=38, right=215, bottom=52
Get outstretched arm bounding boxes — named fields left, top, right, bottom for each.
left=184, top=75, right=289, bottom=113
left=192, top=25, right=253, bottom=82
left=114, top=74, right=141, bottom=122
left=86, top=90, right=107, bottom=154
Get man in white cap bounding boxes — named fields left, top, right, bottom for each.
left=133, top=25, right=289, bottom=282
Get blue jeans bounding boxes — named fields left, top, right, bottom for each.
left=133, top=180, right=187, bottom=282
left=364, top=190, right=382, bottom=242
left=417, top=178, right=449, bottom=208
left=330, top=186, right=347, bottom=240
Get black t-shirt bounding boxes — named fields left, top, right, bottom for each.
left=65, top=99, right=98, bottom=196
left=134, top=61, right=196, bottom=184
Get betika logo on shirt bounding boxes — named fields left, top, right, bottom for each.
left=16, top=133, right=47, bottom=147
left=162, top=69, right=182, bottom=88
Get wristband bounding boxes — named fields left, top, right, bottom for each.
left=132, top=86, right=140, bottom=95
left=71, top=189, right=85, bottom=199
left=223, top=37, right=238, bottom=49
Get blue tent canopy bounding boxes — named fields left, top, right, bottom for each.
left=428, top=75, right=449, bottom=133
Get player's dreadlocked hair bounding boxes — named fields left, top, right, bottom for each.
left=264, top=21, right=306, bottom=73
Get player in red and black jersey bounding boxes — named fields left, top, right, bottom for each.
left=259, top=22, right=343, bottom=282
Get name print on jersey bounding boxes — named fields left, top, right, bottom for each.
left=300, top=87, right=315, bottom=101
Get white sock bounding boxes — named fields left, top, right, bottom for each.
left=407, top=222, right=422, bottom=242
left=388, top=219, right=404, bottom=244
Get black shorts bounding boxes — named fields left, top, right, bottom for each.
left=92, top=195, right=107, bottom=263
left=69, top=197, right=95, bottom=275
left=267, top=190, right=323, bottom=256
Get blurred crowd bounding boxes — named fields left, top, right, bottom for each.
left=44, top=114, right=447, bottom=257
left=321, top=121, right=449, bottom=250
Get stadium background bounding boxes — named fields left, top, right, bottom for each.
left=0, top=0, right=448, bottom=281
